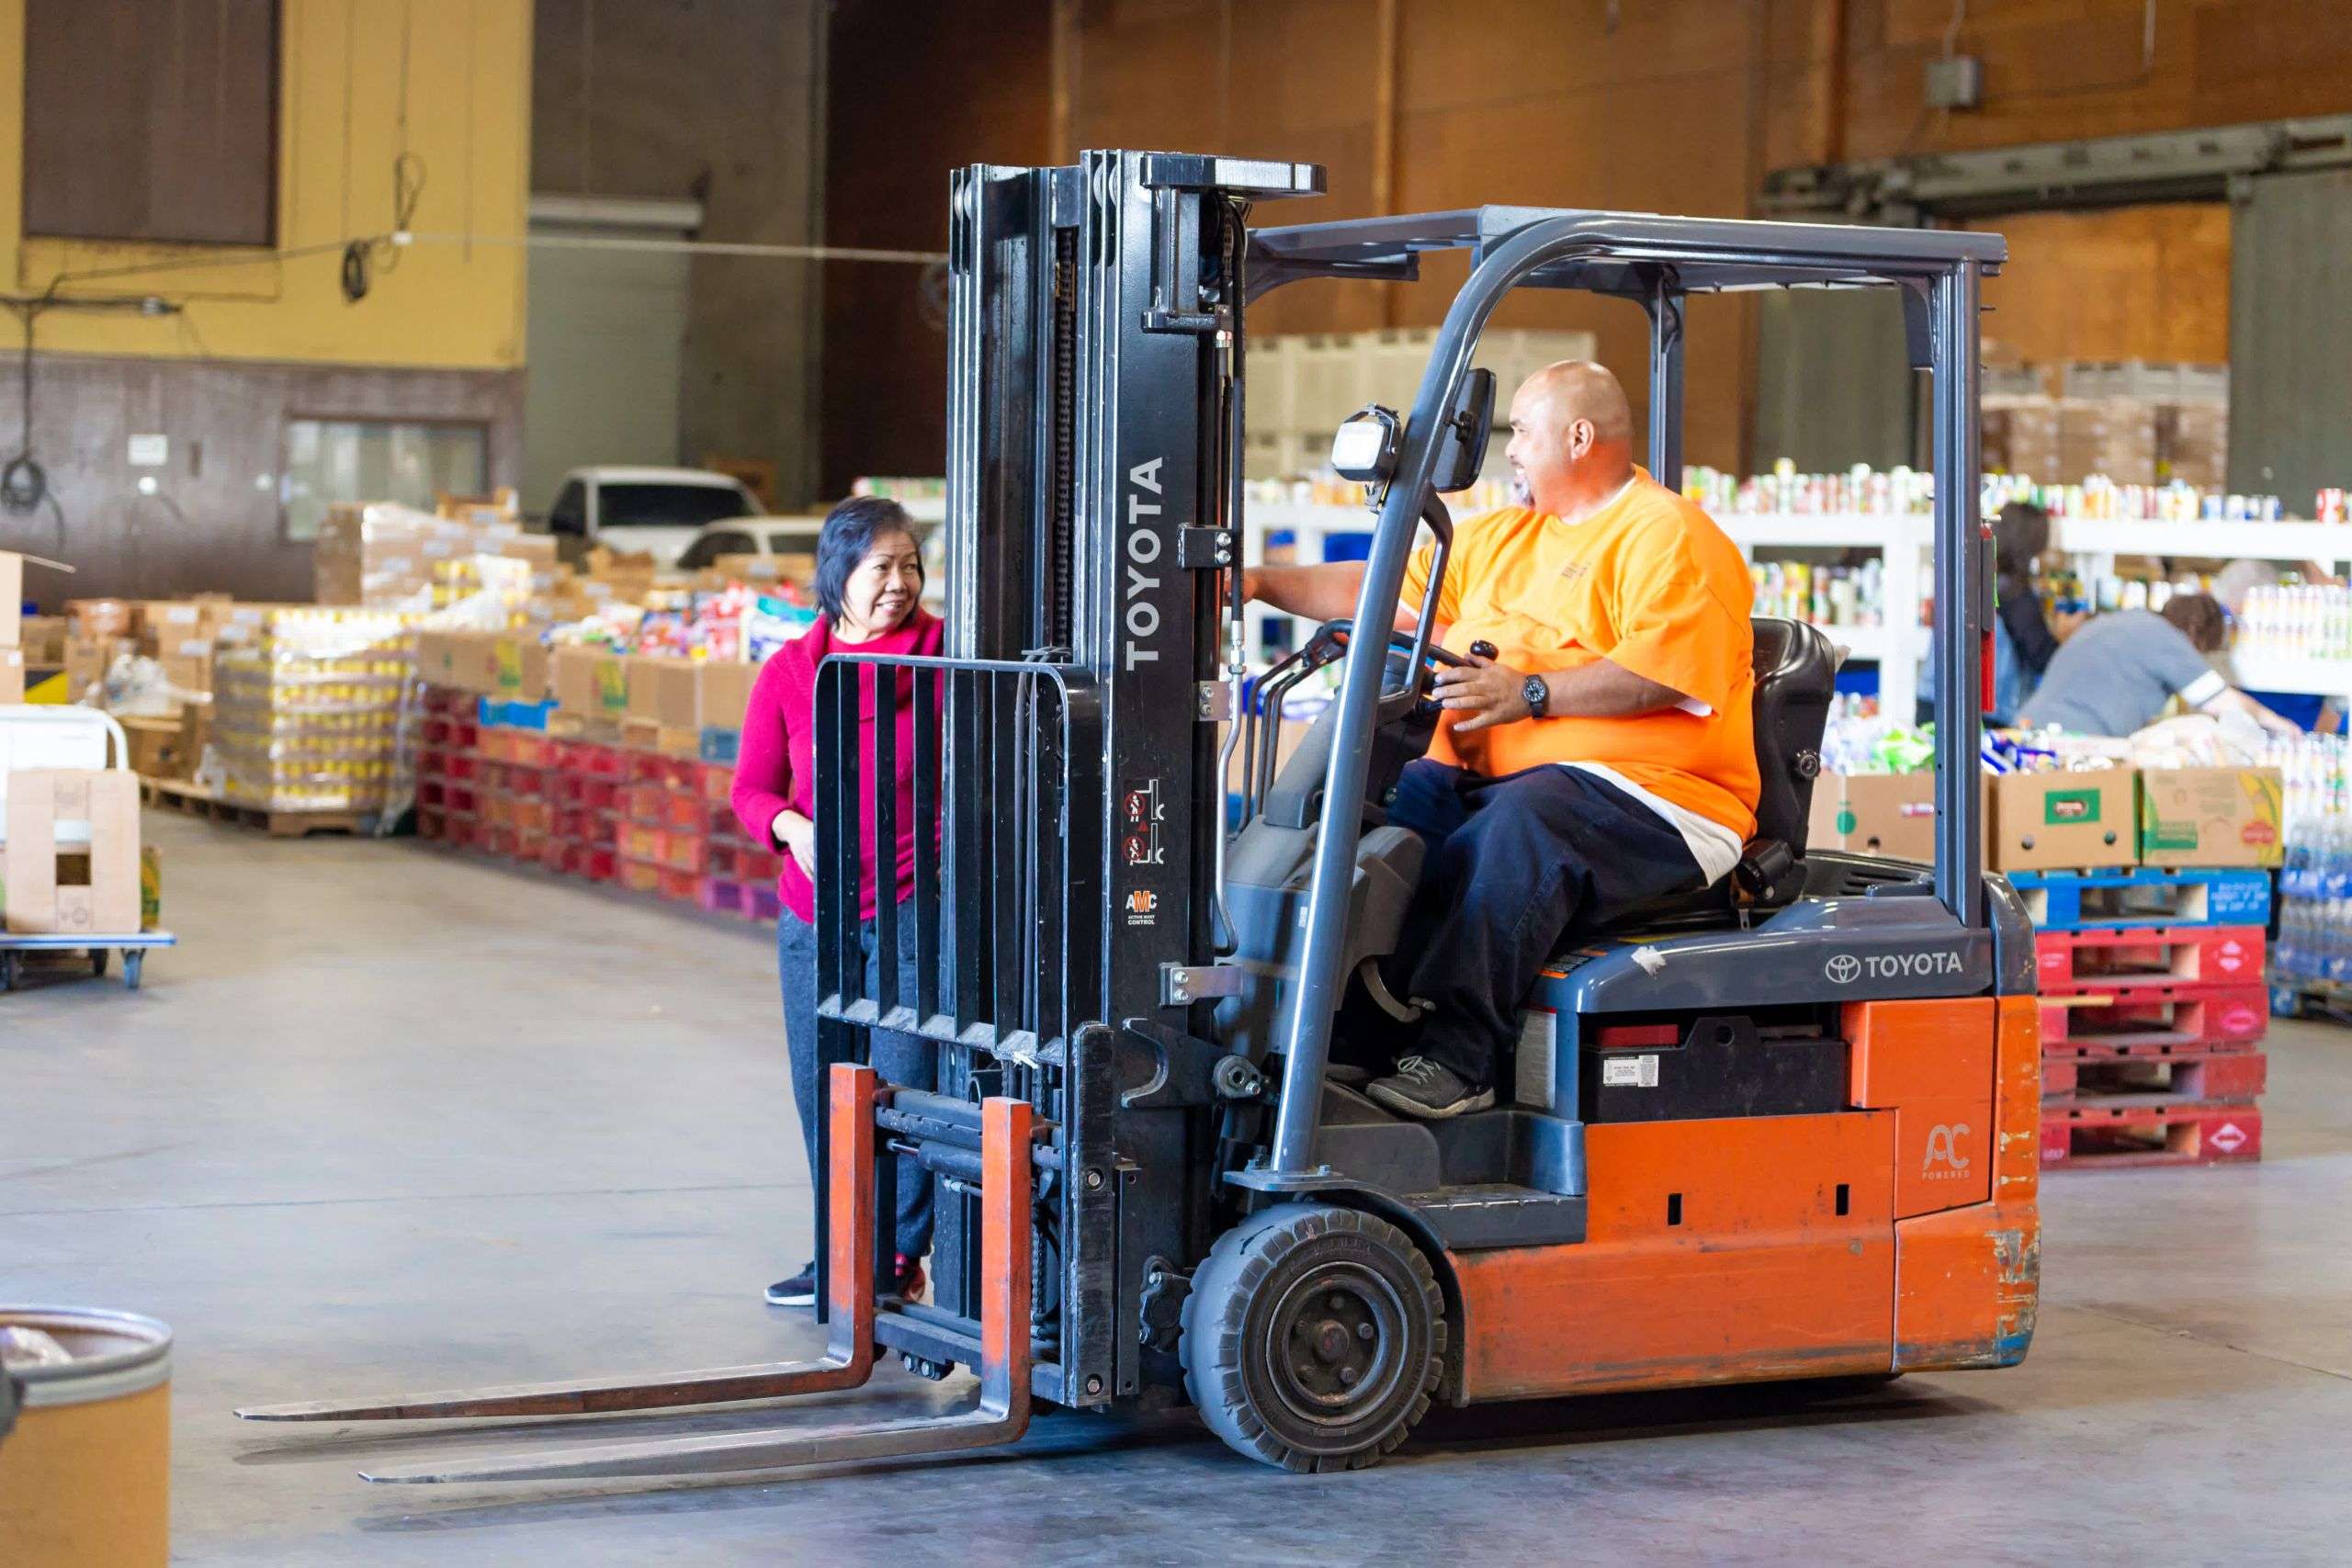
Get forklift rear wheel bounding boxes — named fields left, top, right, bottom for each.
left=1181, top=1203, right=1445, bottom=1473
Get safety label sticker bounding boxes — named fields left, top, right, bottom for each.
left=1600, top=1054, right=1659, bottom=1089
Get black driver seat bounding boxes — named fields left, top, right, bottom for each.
left=1600, top=616, right=1838, bottom=932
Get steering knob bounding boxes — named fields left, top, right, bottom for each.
left=1469, top=639, right=1498, bottom=661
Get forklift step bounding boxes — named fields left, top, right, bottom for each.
left=2038, top=980, right=2269, bottom=1050
left=2006, top=867, right=2270, bottom=933
left=2041, top=1046, right=2267, bottom=1104
left=2033, top=925, right=2266, bottom=992
left=2041, top=1100, right=2262, bottom=1169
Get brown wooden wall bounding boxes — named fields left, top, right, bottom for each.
left=1971, top=203, right=2233, bottom=368
left=820, top=0, right=2352, bottom=485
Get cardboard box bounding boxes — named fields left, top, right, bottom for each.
left=491, top=637, right=551, bottom=702
left=698, top=660, right=760, bottom=735
left=553, top=648, right=629, bottom=716
left=414, top=629, right=458, bottom=687
left=18, top=615, right=67, bottom=663
left=1806, top=772, right=1938, bottom=863
left=66, top=598, right=132, bottom=638
left=1989, top=768, right=2138, bottom=872
left=437, top=631, right=503, bottom=694
left=626, top=656, right=697, bottom=725
left=0, top=549, right=20, bottom=647
left=3, top=769, right=140, bottom=934
left=2137, top=766, right=2284, bottom=868
left=160, top=643, right=214, bottom=696
left=63, top=636, right=122, bottom=701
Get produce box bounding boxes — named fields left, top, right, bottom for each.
left=1805, top=772, right=1936, bottom=863
left=1988, top=768, right=2137, bottom=873
left=492, top=636, right=550, bottom=702
left=553, top=648, right=629, bottom=717
left=2137, top=766, right=2284, bottom=868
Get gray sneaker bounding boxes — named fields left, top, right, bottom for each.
left=1365, top=1055, right=1494, bottom=1120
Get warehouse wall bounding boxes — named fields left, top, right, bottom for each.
left=818, top=0, right=1052, bottom=497
left=819, top=0, right=2352, bottom=486
left=0, top=0, right=533, bottom=602
left=531, top=0, right=828, bottom=510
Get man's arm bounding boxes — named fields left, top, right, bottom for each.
left=1244, top=563, right=1422, bottom=632
left=1434, top=654, right=1686, bottom=733
left=2208, top=683, right=2301, bottom=737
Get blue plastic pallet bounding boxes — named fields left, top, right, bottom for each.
left=2006, top=866, right=2271, bottom=932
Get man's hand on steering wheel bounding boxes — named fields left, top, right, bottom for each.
left=1432, top=652, right=1535, bottom=733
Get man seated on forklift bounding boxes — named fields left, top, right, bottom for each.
left=1245, top=362, right=1760, bottom=1119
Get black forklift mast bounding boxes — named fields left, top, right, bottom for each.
left=808, top=152, right=1328, bottom=1408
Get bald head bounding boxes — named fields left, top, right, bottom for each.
left=1505, top=360, right=1636, bottom=519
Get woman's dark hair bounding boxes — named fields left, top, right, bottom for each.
left=1991, top=500, right=2050, bottom=592
left=2160, top=592, right=2230, bottom=654
left=813, top=496, right=921, bottom=626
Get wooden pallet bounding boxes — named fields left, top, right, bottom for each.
left=2042, top=1046, right=2267, bottom=1103
left=2041, top=1100, right=2262, bottom=1169
left=138, top=776, right=379, bottom=839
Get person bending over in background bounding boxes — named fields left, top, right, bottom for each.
left=731, top=496, right=941, bottom=1308
left=2017, top=592, right=2296, bottom=739
left=1244, top=361, right=1758, bottom=1120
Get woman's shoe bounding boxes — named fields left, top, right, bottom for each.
left=764, top=1263, right=818, bottom=1307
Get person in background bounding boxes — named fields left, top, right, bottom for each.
left=731, top=497, right=941, bottom=1308
left=1919, top=500, right=2082, bottom=726
left=2017, top=592, right=2297, bottom=739
left=1988, top=501, right=2084, bottom=722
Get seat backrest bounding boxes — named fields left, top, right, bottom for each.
left=1748, top=617, right=1837, bottom=853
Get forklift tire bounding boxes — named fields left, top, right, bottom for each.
left=1181, top=1202, right=1445, bottom=1473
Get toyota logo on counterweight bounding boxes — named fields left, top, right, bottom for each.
left=1824, top=954, right=1861, bottom=985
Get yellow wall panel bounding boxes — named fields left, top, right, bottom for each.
left=0, top=0, right=530, bottom=370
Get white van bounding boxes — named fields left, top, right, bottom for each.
left=542, top=466, right=760, bottom=566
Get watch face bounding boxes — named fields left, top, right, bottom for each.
left=1523, top=673, right=1548, bottom=715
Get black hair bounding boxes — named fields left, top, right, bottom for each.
left=1992, top=500, right=2050, bottom=593
left=813, top=496, right=921, bottom=626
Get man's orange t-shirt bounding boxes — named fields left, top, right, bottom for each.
left=1399, top=468, right=1760, bottom=840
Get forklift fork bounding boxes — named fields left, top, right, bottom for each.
left=237, top=1069, right=1038, bottom=1483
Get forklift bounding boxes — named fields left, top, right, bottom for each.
left=240, top=152, right=2041, bottom=1481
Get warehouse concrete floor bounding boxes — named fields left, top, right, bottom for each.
left=9, top=810, right=2352, bottom=1564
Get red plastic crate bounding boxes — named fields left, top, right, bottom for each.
left=478, top=728, right=515, bottom=764
left=618, top=859, right=663, bottom=895
left=446, top=784, right=479, bottom=815
left=422, top=684, right=466, bottom=716
left=658, top=866, right=700, bottom=901
left=616, top=820, right=663, bottom=863
left=445, top=751, right=480, bottom=782
left=484, top=794, right=519, bottom=829
left=417, top=746, right=448, bottom=779
left=661, top=789, right=704, bottom=831
left=416, top=806, right=446, bottom=840
left=514, top=798, right=553, bottom=834
left=2043, top=1047, right=2267, bottom=1102
left=697, top=875, right=749, bottom=916
left=442, top=815, right=479, bottom=850
left=2041, top=1101, right=2261, bottom=1169
left=514, top=829, right=548, bottom=862
left=509, top=732, right=555, bottom=769
left=417, top=779, right=447, bottom=808
left=728, top=844, right=773, bottom=882
left=484, top=824, right=519, bottom=858
left=578, top=845, right=617, bottom=882
left=624, top=783, right=668, bottom=823
left=554, top=740, right=625, bottom=778
left=2038, top=982, right=2268, bottom=1049
left=701, top=762, right=734, bottom=804
left=2035, top=925, right=2266, bottom=992
left=658, top=830, right=709, bottom=874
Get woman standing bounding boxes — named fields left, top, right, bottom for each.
left=731, top=497, right=941, bottom=1307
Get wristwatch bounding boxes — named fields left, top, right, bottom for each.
left=1521, top=671, right=1551, bottom=719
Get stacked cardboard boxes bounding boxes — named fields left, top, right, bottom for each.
left=314, top=502, right=524, bottom=607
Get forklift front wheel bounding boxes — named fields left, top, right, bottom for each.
left=1181, top=1203, right=1445, bottom=1473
